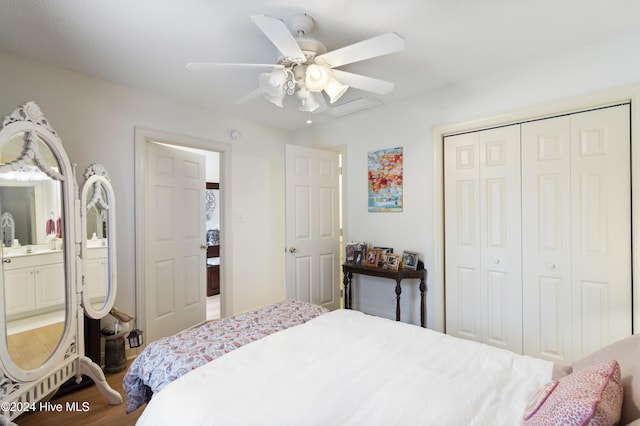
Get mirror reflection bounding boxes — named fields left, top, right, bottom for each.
left=84, top=182, right=109, bottom=312
left=0, top=131, right=66, bottom=370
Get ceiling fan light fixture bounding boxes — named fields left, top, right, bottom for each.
left=297, top=88, right=319, bottom=112
left=263, top=90, right=286, bottom=107
left=299, top=98, right=319, bottom=112
left=305, top=64, right=331, bottom=92
left=324, top=78, right=349, bottom=103
left=259, top=70, right=287, bottom=93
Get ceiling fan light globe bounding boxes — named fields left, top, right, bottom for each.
left=259, top=74, right=286, bottom=99
left=263, top=91, right=285, bottom=108
left=296, top=87, right=311, bottom=100
left=299, top=101, right=319, bottom=112
left=298, top=93, right=319, bottom=112
left=259, top=70, right=286, bottom=91
left=259, top=73, right=275, bottom=90
left=324, top=79, right=349, bottom=103
left=270, top=69, right=288, bottom=86
left=305, top=64, right=330, bottom=92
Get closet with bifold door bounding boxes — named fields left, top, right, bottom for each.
left=444, top=103, right=632, bottom=366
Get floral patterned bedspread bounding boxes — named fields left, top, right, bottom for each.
left=123, top=299, right=328, bottom=413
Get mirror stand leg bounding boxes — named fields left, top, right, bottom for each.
left=78, top=355, right=123, bottom=405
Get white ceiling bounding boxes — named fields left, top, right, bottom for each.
left=1, top=0, right=640, bottom=130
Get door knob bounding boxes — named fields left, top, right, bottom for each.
left=2, top=258, right=10, bottom=264
left=288, top=247, right=297, bottom=254
left=201, top=244, right=207, bottom=250
left=546, top=263, right=556, bottom=269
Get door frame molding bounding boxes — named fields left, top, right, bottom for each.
left=134, top=127, right=233, bottom=341
left=432, top=83, right=640, bottom=333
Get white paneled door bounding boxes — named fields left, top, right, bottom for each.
left=144, top=142, right=207, bottom=343
left=285, top=145, right=340, bottom=311
left=522, top=105, right=632, bottom=364
left=444, top=125, right=523, bottom=353
left=521, top=115, right=573, bottom=363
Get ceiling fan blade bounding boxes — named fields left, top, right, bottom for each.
left=236, top=88, right=264, bottom=105
left=251, top=15, right=306, bottom=62
left=331, top=69, right=395, bottom=94
left=186, top=62, right=284, bottom=70
left=316, top=32, right=405, bottom=68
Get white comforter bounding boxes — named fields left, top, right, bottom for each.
left=137, top=309, right=552, bottom=426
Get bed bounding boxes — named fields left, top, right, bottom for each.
left=123, top=299, right=328, bottom=413
left=133, top=306, right=639, bottom=425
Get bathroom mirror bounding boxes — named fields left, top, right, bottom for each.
left=0, top=102, right=121, bottom=422
left=0, top=181, right=60, bottom=248
left=80, top=164, right=117, bottom=319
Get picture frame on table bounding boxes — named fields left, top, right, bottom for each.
left=375, top=247, right=393, bottom=268
left=386, top=253, right=401, bottom=271
left=346, top=242, right=367, bottom=264
left=355, top=242, right=367, bottom=253
left=402, top=251, right=419, bottom=270
left=345, top=243, right=357, bottom=263
left=365, top=248, right=381, bottom=268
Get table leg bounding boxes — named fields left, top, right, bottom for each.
left=419, top=275, right=426, bottom=328
left=343, top=271, right=353, bottom=309
left=395, top=279, right=402, bottom=321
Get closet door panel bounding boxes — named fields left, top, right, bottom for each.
left=537, top=277, right=565, bottom=357
left=522, top=116, right=573, bottom=364
left=445, top=133, right=482, bottom=342
left=485, top=270, right=509, bottom=346
left=456, top=267, right=480, bottom=339
left=479, top=126, right=522, bottom=353
left=579, top=281, right=609, bottom=355
left=571, top=105, right=631, bottom=357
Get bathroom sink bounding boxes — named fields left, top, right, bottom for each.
left=3, top=247, right=61, bottom=258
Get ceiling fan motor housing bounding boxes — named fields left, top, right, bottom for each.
left=287, top=13, right=314, bottom=36
left=296, top=38, right=327, bottom=64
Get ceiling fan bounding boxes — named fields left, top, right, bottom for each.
left=186, top=13, right=405, bottom=114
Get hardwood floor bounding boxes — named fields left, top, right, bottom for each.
left=13, top=298, right=221, bottom=425
left=15, top=359, right=143, bottom=426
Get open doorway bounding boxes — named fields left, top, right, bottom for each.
left=205, top=182, right=220, bottom=321
left=135, top=127, right=231, bottom=345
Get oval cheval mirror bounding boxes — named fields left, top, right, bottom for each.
left=80, top=163, right=117, bottom=320
left=0, top=102, right=121, bottom=423
left=0, top=131, right=65, bottom=371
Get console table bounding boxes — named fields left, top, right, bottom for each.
left=342, top=262, right=427, bottom=327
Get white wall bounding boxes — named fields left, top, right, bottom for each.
left=292, top=28, right=640, bottom=330
left=0, top=52, right=289, bottom=321
left=3, top=25, right=640, bottom=334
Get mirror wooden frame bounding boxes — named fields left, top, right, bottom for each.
left=0, top=102, right=121, bottom=422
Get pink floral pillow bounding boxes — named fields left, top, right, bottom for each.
left=524, top=360, right=623, bottom=426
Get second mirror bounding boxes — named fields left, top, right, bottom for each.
left=80, top=164, right=116, bottom=319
